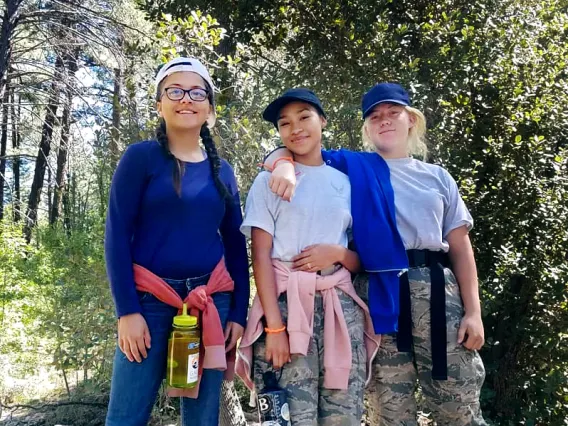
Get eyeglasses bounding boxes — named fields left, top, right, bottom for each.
left=162, top=87, right=209, bottom=102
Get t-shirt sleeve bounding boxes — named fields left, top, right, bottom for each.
left=240, top=172, right=276, bottom=238
left=442, top=170, right=474, bottom=237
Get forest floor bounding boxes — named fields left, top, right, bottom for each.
left=0, top=381, right=433, bottom=425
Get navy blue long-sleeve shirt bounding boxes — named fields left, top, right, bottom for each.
left=104, top=140, right=250, bottom=326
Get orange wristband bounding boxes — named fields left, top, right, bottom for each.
left=272, top=157, right=294, bottom=170
left=261, top=157, right=294, bottom=172
left=264, top=325, right=287, bottom=334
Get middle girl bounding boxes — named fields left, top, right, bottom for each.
left=236, top=88, right=379, bottom=425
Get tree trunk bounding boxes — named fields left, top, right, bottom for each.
left=1, top=273, right=7, bottom=329
left=47, top=166, right=52, bottom=218
left=110, top=66, right=122, bottom=170
left=213, top=33, right=237, bottom=164
left=50, top=51, right=78, bottom=225
left=24, top=56, right=63, bottom=241
left=62, top=171, right=72, bottom=233
left=61, top=368, right=71, bottom=399
left=63, top=171, right=76, bottom=232
left=219, top=381, right=247, bottom=426
left=0, top=82, right=10, bottom=223
left=10, top=85, right=20, bottom=222
left=50, top=103, right=69, bottom=225
left=124, top=56, right=141, bottom=144
left=0, top=0, right=23, bottom=96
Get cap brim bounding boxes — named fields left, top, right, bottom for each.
left=262, top=95, right=326, bottom=125
left=363, top=99, right=409, bottom=118
left=155, top=67, right=217, bottom=93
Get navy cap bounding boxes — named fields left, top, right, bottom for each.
left=263, top=88, right=326, bottom=126
left=361, top=83, right=411, bottom=119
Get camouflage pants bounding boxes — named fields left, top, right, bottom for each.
left=253, top=290, right=367, bottom=426
left=354, top=268, right=487, bottom=426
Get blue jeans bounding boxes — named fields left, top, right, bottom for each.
left=105, top=274, right=231, bottom=426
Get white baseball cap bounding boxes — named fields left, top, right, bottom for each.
left=154, top=57, right=216, bottom=100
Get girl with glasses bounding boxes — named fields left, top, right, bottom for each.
left=104, top=57, right=249, bottom=426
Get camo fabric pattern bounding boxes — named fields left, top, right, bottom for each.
left=253, top=290, right=367, bottom=425
left=354, top=268, right=487, bottom=426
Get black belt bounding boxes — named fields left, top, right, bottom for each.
left=397, top=249, right=450, bottom=380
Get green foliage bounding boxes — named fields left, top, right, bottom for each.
left=0, top=221, right=115, bottom=403
left=31, top=224, right=115, bottom=379
left=1, top=0, right=567, bottom=424
left=0, top=225, right=43, bottom=399
left=155, top=11, right=227, bottom=63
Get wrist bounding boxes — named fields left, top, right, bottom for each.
left=265, top=317, right=285, bottom=329
left=333, top=244, right=347, bottom=264
left=264, top=147, right=293, bottom=169
left=464, top=309, right=482, bottom=317
left=272, top=157, right=294, bottom=171
left=119, top=312, right=142, bottom=320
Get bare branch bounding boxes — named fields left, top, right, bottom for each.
left=50, top=0, right=151, bottom=38
left=25, top=17, right=119, bottom=53
left=19, top=9, right=86, bottom=23
left=0, top=154, right=38, bottom=161
left=11, top=38, right=51, bottom=56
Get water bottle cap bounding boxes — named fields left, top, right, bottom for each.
left=173, top=303, right=197, bottom=327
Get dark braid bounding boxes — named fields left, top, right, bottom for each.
left=156, top=118, right=185, bottom=197
left=201, top=124, right=232, bottom=201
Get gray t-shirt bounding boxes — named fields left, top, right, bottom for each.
left=241, top=163, right=352, bottom=261
left=385, top=157, right=473, bottom=252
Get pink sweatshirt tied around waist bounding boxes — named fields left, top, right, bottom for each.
left=132, top=258, right=235, bottom=399
left=236, top=260, right=380, bottom=391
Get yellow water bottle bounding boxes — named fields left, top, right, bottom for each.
left=167, top=303, right=200, bottom=388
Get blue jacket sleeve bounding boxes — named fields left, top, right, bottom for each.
left=322, top=149, right=348, bottom=174
left=104, top=143, right=149, bottom=318
left=219, top=161, right=250, bottom=327
left=262, top=146, right=349, bottom=175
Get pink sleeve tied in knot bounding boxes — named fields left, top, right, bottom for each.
left=132, top=259, right=235, bottom=399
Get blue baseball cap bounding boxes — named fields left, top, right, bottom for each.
left=362, top=83, right=411, bottom=119
left=263, top=88, right=326, bottom=127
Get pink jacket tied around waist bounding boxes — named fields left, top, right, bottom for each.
left=236, top=260, right=380, bottom=391
left=133, top=258, right=235, bottom=398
